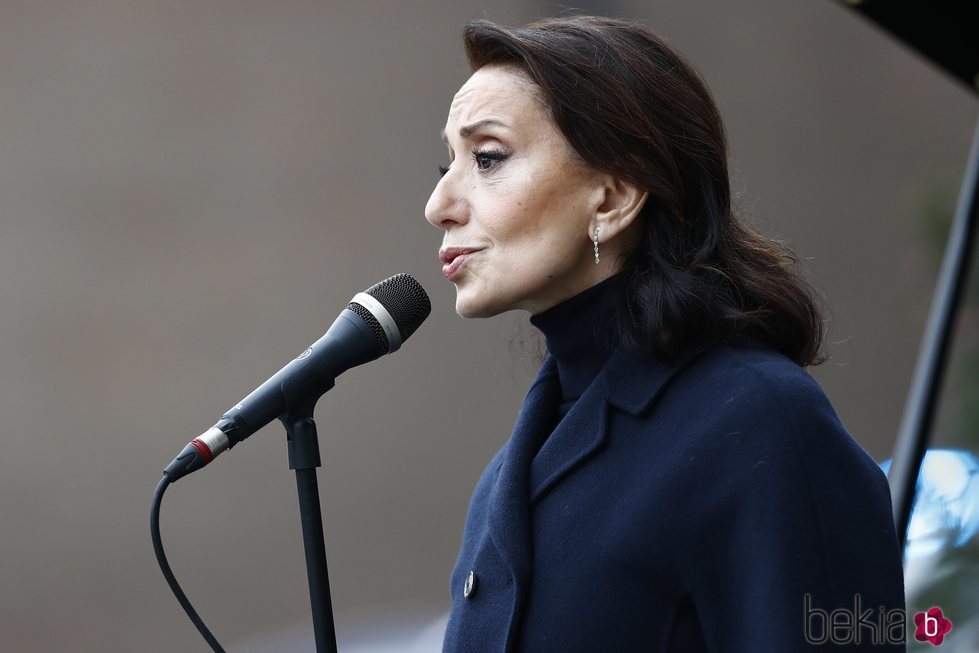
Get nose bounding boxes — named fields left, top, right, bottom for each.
left=425, top=174, right=467, bottom=230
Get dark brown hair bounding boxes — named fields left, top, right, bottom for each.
left=463, top=16, right=825, bottom=366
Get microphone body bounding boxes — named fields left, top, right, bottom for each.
left=164, top=274, right=430, bottom=482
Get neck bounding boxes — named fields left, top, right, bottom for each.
left=529, top=274, right=621, bottom=406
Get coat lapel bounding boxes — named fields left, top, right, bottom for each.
left=528, top=368, right=610, bottom=505
left=529, top=343, right=708, bottom=505
left=487, top=357, right=561, bottom=588
left=486, top=343, right=706, bottom=589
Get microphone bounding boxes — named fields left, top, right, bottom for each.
left=163, top=273, right=431, bottom=482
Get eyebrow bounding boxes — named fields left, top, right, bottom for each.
left=440, top=119, right=509, bottom=144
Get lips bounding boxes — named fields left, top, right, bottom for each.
left=439, top=247, right=482, bottom=281
left=439, top=247, right=482, bottom=264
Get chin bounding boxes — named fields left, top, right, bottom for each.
left=453, top=286, right=507, bottom=319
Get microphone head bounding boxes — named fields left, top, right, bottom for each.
left=348, top=273, right=431, bottom=352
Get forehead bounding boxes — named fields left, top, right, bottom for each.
left=444, top=65, right=546, bottom=130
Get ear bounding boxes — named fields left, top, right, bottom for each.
left=589, top=174, right=648, bottom=244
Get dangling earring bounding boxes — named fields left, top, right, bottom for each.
left=593, top=226, right=601, bottom=264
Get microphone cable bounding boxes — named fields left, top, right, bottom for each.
left=150, top=475, right=226, bottom=653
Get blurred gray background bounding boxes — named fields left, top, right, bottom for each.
left=0, top=0, right=975, bottom=651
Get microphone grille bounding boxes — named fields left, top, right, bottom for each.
left=346, top=302, right=389, bottom=351
left=363, top=273, right=431, bottom=341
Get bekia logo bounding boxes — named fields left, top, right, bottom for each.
left=804, top=594, right=906, bottom=645
left=914, top=607, right=953, bottom=647
left=805, top=595, right=954, bottom=647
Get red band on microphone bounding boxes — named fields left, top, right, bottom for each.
left=189, top=438, right=214, bottom=464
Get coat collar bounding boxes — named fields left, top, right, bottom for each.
left=529, top=344, right=705, bottom=504
left=486, top=342, right=706, bottom=599
left=601, top=342, right=707, bottom=416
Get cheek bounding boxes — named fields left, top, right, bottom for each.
left=479, top=183, right=543, bottom=250
left=478, top=167, right=587, bottom=260
left=489, top=207, right=546, bottom=258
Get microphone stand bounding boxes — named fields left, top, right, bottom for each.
left=282, top=398, right=339, bottom=653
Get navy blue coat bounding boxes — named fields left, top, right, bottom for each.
left=443, top=336, right=906, bottom=651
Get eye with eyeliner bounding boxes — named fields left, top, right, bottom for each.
left=438, top=147, right=510, bottom=179
left=471, top=147, right=508, bottom=172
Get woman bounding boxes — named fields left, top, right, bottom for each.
left=425, top=16, right=906, bottom=652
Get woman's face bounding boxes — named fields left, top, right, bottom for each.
left=425, top=64, right=607, bottom=318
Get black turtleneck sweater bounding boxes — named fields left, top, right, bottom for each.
left=528, top=274, right=621, bottom=425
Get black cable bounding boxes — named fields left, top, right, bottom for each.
left=150, top=475, right=226, bottom=653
